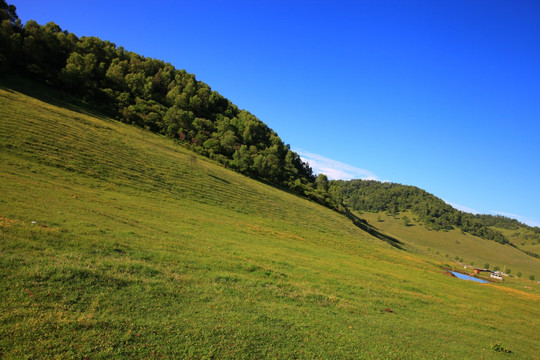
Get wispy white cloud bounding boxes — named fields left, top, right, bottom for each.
left=490, top=210, right=523, bottom=219
left=490, top=211, right=540, bottom=228
left=445, top=203, right=540, bottom=228
left=294, top=149, right=378, bottom=181
left=445, top=201, right=479, bottom=214
left=294, top=151, right=540, bottom=228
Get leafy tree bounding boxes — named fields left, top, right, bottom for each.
left=0, top=18, right=18, bottom=72
left=219, top=130, right=237, bottom=156
left=0, top=1, right=20, bottom=72
left=315, top=174, right=329, bottom=192
left=231, top=145, right=253, bottom=174
left=203, top=138, right=221, bottom=154
left=0, top=0, right=18, bottom=24
left=163, top=106, right=194, bottom=138
left=517, top=272, right=522, bottom=278
left=61, top=52, right=98, bottom=92
left=402, top=215, right=410, bottom=226
left=105, top=58, right=128, bottom=89
left=530, top=275, right=535, bottom=281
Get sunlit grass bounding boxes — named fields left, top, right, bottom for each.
left=1, top=78, right=539, bottom=359
left=496, top=226, right=540, bottom=258
left=358, top=211, right=540, bottom=280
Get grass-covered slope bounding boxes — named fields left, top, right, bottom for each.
left=357, top=211, right=540, bottom=279
left=1, top=12, right=322, bottom=203
left=496, top=226, right=540, bottom=258
left=330, top=179, right=538, bottom=246
left=1, top=79, right=539, bottom=359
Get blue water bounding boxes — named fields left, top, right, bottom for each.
left=451, top=271, right=488, bottom=284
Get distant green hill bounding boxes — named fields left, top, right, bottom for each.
left=330, top=179, right=540, bottom=252
left=2, top=74, right=539, bottom=359
left=356, top=211, right=540, bottom=278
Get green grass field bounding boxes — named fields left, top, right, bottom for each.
left=496, top=226, right=540, bottom=258
left=357, top=212, right=540, bottom=282
left=1, top=78, right=539, bottom=359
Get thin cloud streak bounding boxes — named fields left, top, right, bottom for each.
left=490, top=211, right=540, bottom=228
left=445, top=203, right=540, bottom=227
left=294, top=149, right=378, bottom=181
left=293, top=151, right=540, bottom=228
left=446, top=202, right=479, bottom=214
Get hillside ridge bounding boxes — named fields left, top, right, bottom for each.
left=331, top=179, right=540, bottom=254
left=2, top=73, right=539, bottom=359
left=1, top=1, right=537, bottom=248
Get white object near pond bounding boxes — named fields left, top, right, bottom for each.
left=490, top=273, right=503, bottom=280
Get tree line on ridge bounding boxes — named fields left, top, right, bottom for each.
left=0, top=1, right=341, bottom=209
left=3, top=1, right=539, bottom=248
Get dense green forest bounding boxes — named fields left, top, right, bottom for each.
left=2, top=1, right=537, bottom=247
left=330, top=179, right=540, bottom=245
left=0, top=1, right=340, bottom=208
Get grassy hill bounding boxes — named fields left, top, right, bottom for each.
left=1, top=78, right=539, bottom=359
left=357, top=211, right=540, bottom=279
left=497, top=227, right=540, bottom=258
left=330, top=179, right=539, bottom=247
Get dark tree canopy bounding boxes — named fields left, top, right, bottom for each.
left=0, top=0, right=18, bottom=23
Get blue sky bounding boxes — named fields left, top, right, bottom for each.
left=14, top=0, right=540, bottom=227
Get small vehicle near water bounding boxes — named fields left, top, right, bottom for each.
left=490, top=273, right=503, bottom=281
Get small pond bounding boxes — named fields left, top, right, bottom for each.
left=451, top=271, right=488, bottom=284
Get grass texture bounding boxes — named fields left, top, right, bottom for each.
left=1, top=78, right=539, bottom=359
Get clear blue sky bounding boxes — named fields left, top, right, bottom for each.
left=14, top=0, right=540, bottom=226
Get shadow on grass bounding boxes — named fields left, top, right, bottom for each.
left=0, top=74, right=115, bottom=123
left=1, top=74, right=405, bottom=252
left=208, top=174, right=231, bottom=184
left=343, top=210, right=405, bottom=250
left=248, top=178, right=405, bottom=250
